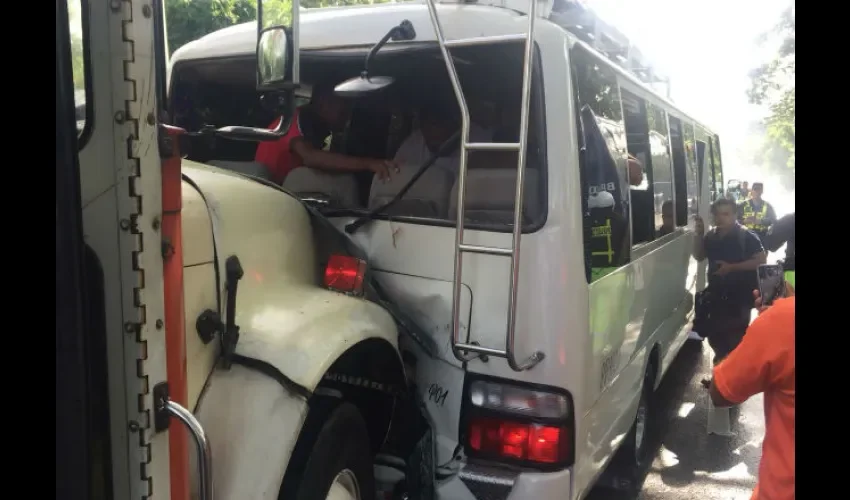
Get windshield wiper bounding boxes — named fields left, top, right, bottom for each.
left=344, top=130, right=460, bottom=234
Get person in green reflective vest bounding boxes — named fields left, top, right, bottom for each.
left=736, top=182, right=777, bottom=241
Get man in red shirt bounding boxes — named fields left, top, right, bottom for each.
left=710, top=288, right=795, bottom=500
left=255, top=82, right=398, bottom=185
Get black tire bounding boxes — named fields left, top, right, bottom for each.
left=280, top=401, right=376, bottom=500
left=600, top=368, right=655, bottom=497
left=623, top=371, right=653, bottom=466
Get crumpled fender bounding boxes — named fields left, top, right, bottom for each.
left=182, top=163, right=399, bottom=499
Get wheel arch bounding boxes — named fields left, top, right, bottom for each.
left=279, top=337, right=407, bottom=497
left=317, top=337, right=407, bottom=452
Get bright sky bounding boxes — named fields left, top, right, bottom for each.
left=586, top=0, right=788, bottom=179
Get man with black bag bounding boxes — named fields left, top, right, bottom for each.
left=693, top=198, right=767, bottom=364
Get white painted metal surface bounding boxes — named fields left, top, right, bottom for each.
left=76, top=0, right=173, bottom=497
left=191, top=365, right=309, bottom=499
left=181, top=163, right=400, bottom=390
left=179, top=162, right=401, bottom=499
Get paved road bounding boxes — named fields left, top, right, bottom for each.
left=587, top=338, right=764, bottom=500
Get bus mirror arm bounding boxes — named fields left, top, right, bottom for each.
left=335, top=20, right=416, bottom=98
left=202, top=111, right=295, bottom=143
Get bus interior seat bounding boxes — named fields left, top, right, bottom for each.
left=384, top=108, right=414, bottom=160
left=283, top=167, right=362, bottom=207
left=448, top=150, right=541, bottom=226
left=368, top=162, right=455, bottom=218
left=206, top=160, right=275, bottom=181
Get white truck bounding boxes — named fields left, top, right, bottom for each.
left=56, top=1, right=724, bottom=499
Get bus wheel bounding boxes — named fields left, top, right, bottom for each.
left=629, top=371, right=653, bottom=464
left=281, top=402, right=376, bottom=500
left=602, top=369, right=655, bottom=496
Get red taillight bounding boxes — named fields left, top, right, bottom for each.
left=469, top=417, right=565, bottom=464
left=324, top=255, right=366, bottom=295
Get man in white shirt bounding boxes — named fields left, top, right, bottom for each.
left=393, top=103, right=493, bottom=177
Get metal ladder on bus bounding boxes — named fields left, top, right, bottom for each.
left=424, top=0, right=544, bottom=371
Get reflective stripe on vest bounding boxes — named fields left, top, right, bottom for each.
left=743, top=201, right=769, bottom=232
left=591, top=219, right=614, bottom=265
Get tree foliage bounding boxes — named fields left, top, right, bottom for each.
left=165, top=0, right=392, bottom=56
left=165, top=0, right=258, bottom=55
left=748, top=5, right=795, bottom=175
left=68, top=0, right=85, bottom=89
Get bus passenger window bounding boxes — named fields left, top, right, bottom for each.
left=710, top=135, right=724, bottom=199
left=695, top=127, right=713, bottom=201
left=646, top=102, right=673, bottom=236
left=621, top=89, right=656, bottom=245
left=668, top=116, right=688, bottom=227
left=68, top=0, right=90, bottom=141
left=683, top=123, right=698, bottom=215
left=571, top=45, right=631, bottom=282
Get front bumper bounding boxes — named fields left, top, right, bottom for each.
left=437, top=463, right=573, bottom=500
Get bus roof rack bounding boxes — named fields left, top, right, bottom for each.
left=432, top=0, right=671, bottom=97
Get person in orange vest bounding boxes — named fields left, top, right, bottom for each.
left=709, top=285, right=795, bottom=500
left=255, top=82, right=399, bottom=185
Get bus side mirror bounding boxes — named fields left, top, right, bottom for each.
left=257, top=26, right=294, bottom=91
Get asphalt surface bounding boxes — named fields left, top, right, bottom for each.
left=586, top=337, right=764, bottom=500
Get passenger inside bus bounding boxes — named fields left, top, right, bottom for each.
left=254, top=82, right=399, bottom=185
left=628, top=155, right=656, bottom=244
left=393, top=97, right=492, bottom=177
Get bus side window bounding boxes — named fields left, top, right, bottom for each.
left=697, top=126, right=719, bottom=203
left=683, top=123, right=698, bottom=215
left=695, top=127, right=710, bottom=202
left=621, top=89, right=656, bottom=246
left=710, top=135, right=723, bottom=199
left=646, top=102, right=673, bottom=235
left=668, top=116, right=688, bottom=226
left=67, top=0, right=91, bottom=143
left=570, top=46, right=631, bottom=283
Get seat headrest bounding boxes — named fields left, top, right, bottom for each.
left=369, top=163, right=455, bottom=218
